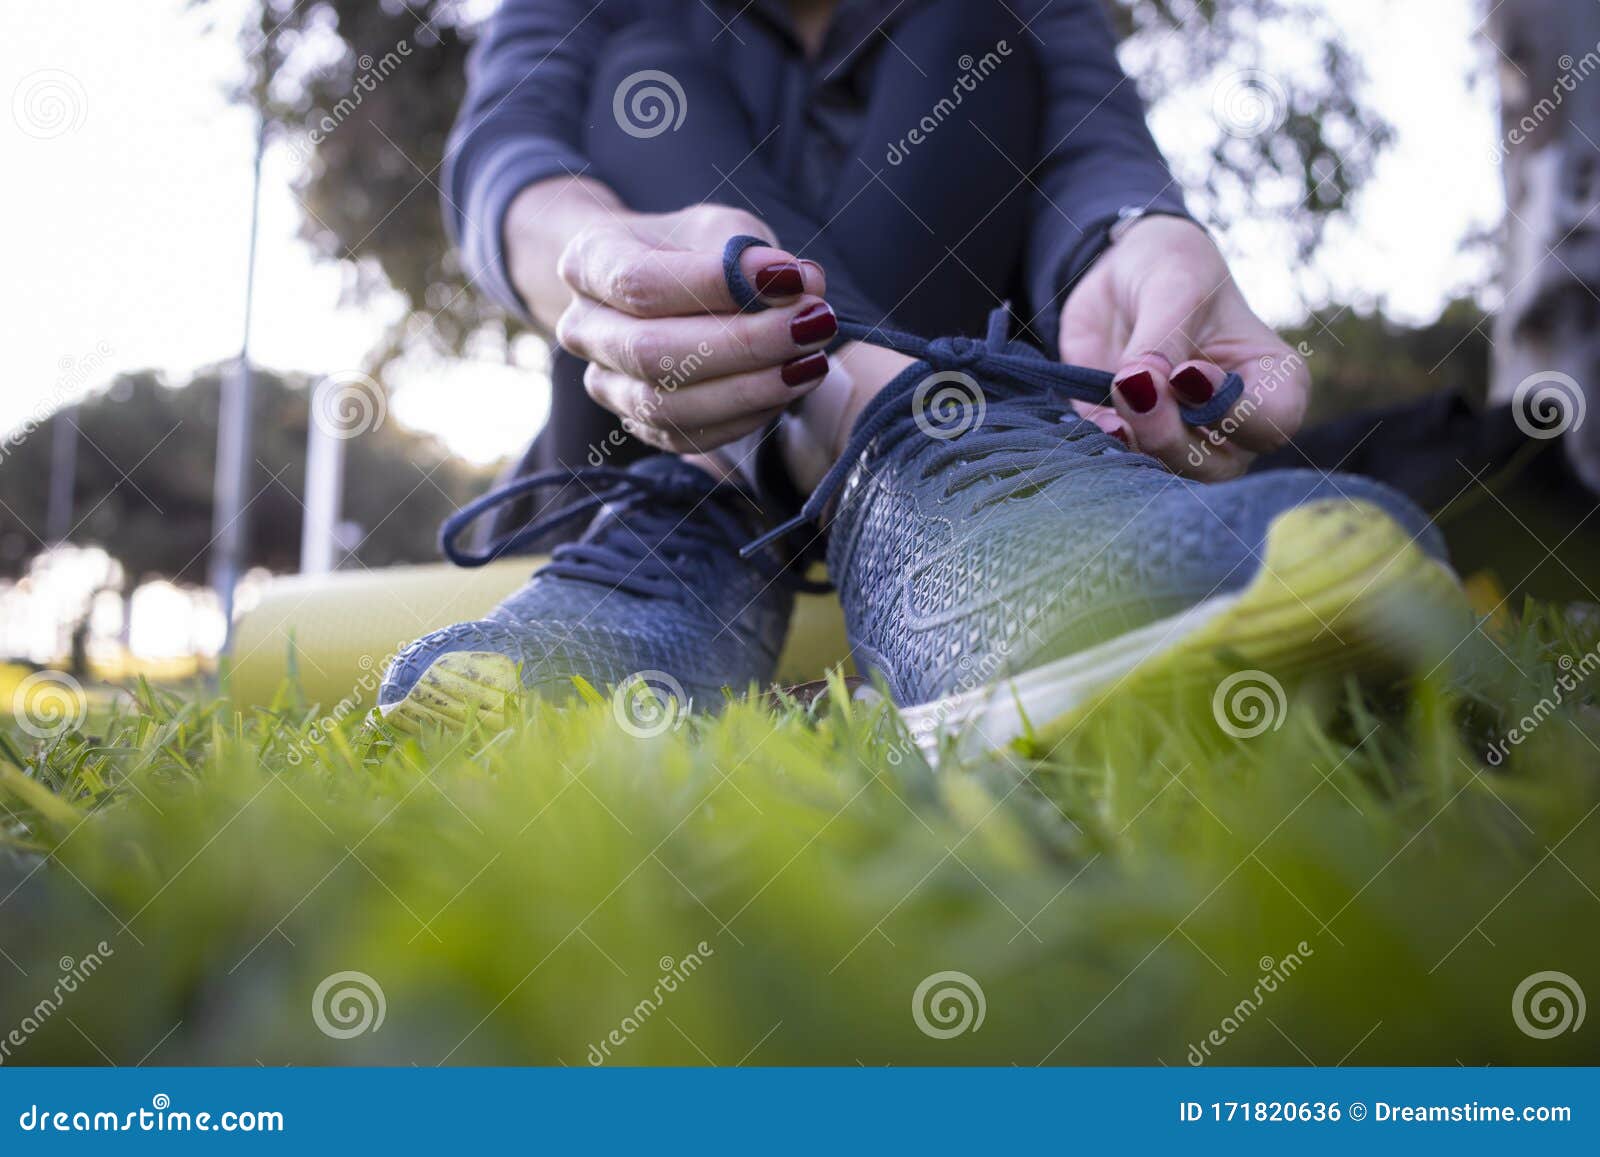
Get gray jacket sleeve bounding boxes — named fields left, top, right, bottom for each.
left=442, top=0, right=621, bottom=318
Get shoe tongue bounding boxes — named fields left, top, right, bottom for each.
left=577, top=456, right=723, bottom=546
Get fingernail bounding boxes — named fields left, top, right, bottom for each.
left=781, top=351, right=829, bottom=387
left=1116, top=370, right=1158, bottom=414
left=1112, top=427, right=1131, bottom=447
left=755, top=262, right=804, bottom=298
left=1171, top=366, right=1215, bottom=405
left=790, top=303, right=838, bottom=346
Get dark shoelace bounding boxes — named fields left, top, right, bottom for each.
left=439, top=466, right=780, bottom=600
left=724, top=235, right=1243, bottom=557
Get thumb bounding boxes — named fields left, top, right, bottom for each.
left=1107, top=283, right=1205, bottom=461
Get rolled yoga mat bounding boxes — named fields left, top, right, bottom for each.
left=226, top=558, right=852, bottom=712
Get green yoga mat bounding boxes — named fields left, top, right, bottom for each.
left=227, top=558, right=851, bottom=711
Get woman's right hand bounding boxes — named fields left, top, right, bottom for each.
left=514, top=191, right=838, bottom=454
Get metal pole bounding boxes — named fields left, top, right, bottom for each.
left=45, top=402, right=79, bottom=545
left=210, top=113, right=266, bottom=645
left=300, top=393, right=347, bottom=575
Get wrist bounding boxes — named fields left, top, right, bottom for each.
left=505, top=176, right=627, bottom=330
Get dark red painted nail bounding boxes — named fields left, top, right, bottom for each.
left=1171, top=366, right=1215, bottom=405
left=781, top=351, right=829, bottom=387
left=1116, top=370, right=1159, bottom=414
left=790, top=303, right=838, bottom=346
left=1112, top=427, right=1131, bottom=447
left=755, top=262, right=804, bottom=298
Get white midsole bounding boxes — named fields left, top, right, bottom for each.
left=896, top=591, right=1244, bottom=765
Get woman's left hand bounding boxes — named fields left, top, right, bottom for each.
left=1058, top=215, right=1309, bottom=481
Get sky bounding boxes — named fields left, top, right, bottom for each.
left=3, top=0, right=1503, bottom=467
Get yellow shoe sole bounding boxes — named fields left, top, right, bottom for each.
left=377, top=651, right=520, bottom=736
left=898, top=499, right=1469, bottom=764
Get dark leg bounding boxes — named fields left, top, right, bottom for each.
left=818, top=0, right=1043, bottom=339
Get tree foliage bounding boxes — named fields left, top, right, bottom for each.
left=0, top=368, right=496, bottom=583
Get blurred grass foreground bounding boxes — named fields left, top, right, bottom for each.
left=1, top=600, right=1598, bottom=1067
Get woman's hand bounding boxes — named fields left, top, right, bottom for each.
left=1058, top=216, right=1308, bottom=480
left=550, top=203, right=837, bottom=454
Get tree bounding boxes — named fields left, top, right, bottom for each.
left=0, top=368, right=497, bottom=583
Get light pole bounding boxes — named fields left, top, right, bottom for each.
left=209, top=113, right=265, bottom=645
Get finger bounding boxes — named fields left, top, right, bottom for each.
left=1068, top=400, right=1132, bottom=446
left=586, top=362, right=786, bottom=453
left=1176, top=427, right=1253, bottom=481
left=1109, top=285, right=1207, bottom=469
left=1109, top=367, right=1204, bottom=473
left=586, top=355, right=828, bottom=433
left=558, top=296, right=838, bottom=383
left=559, top=229, right=824, bottom=318
left=1208, top=350, right=1310, bottom=455
left=638, top=406, right=788, bottom=456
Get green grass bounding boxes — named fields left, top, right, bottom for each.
left=2, top=604, right=1598, bottom=1066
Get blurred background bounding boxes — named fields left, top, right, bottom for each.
left=0, top=0, right=1515, bottom=685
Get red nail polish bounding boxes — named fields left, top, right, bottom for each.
left=755, top=262, right=804, bottom=298
left=790, top=303, right=838, bottom=346
left=1117, top=370, right=1158, bottom=414
left=1112, top=427, right=1131, bottom=446
left=1171, top=366, right=1215, bottom=405
left=781, top=351, right=829, bottom=387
